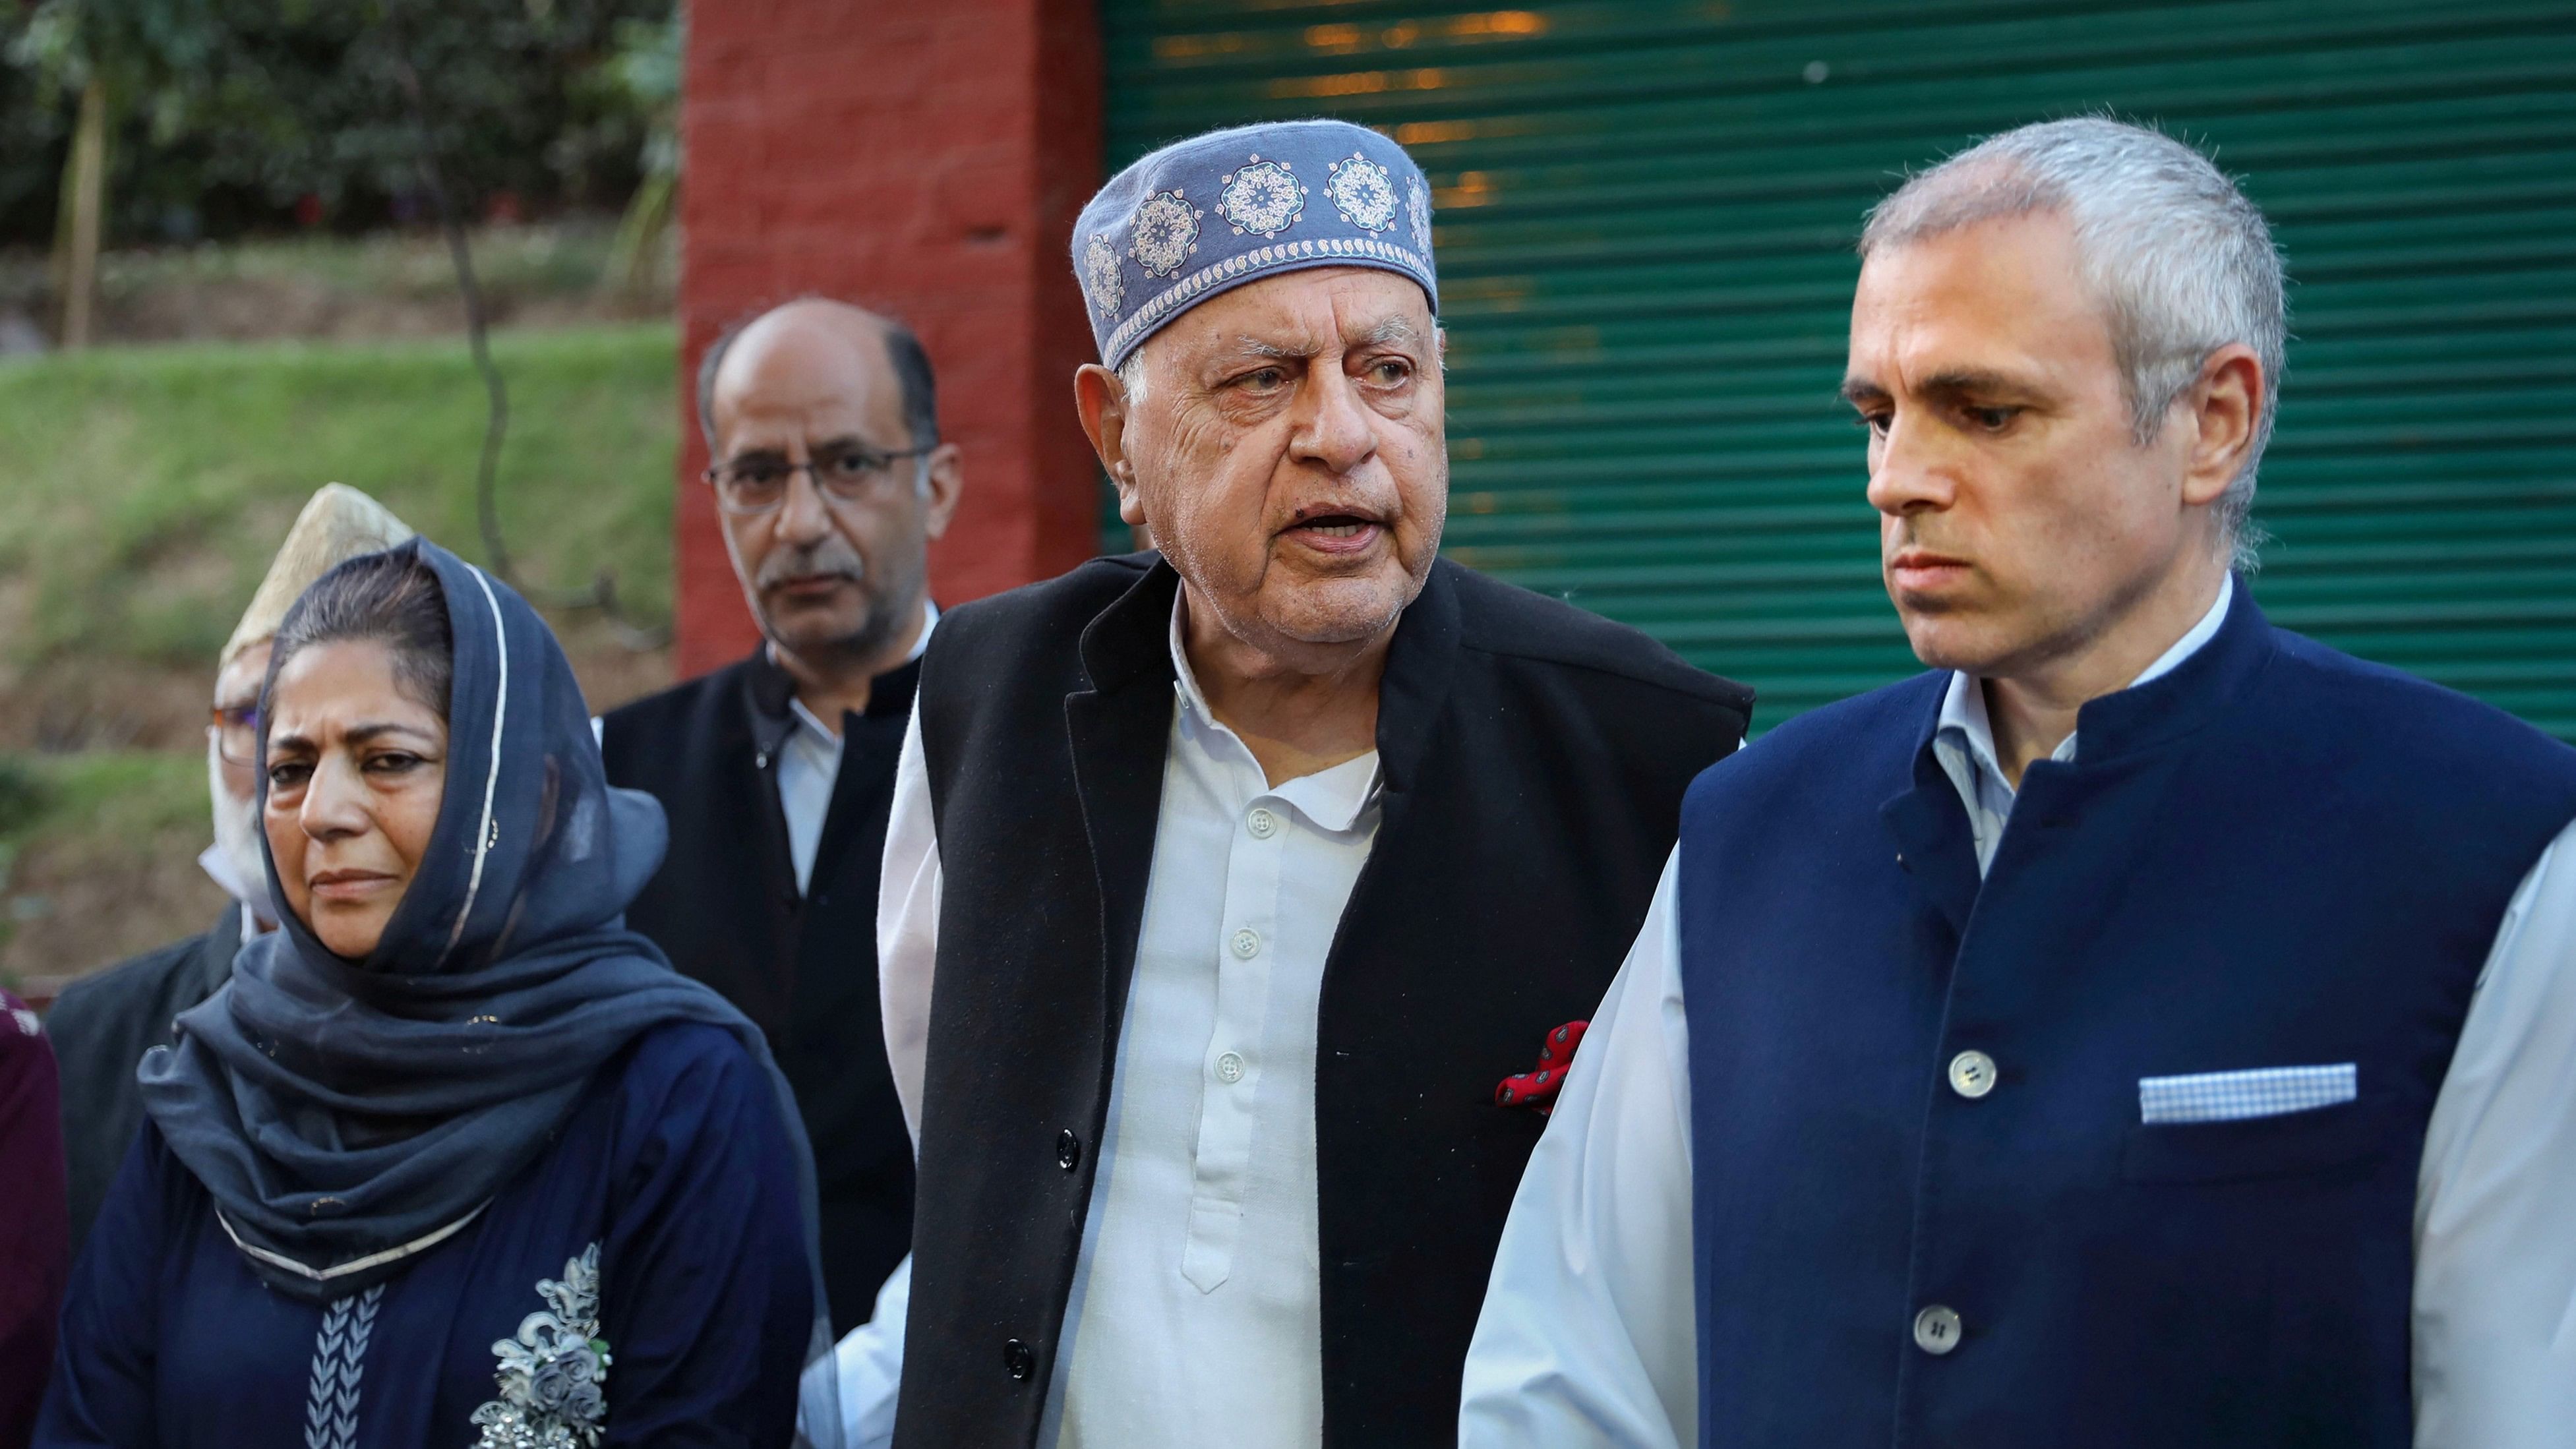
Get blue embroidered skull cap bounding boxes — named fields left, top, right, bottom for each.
left=1072, top=118, right=1437, bottom=370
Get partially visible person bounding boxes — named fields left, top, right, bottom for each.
left=39, top=541, right=824, bottom=1448
left=1461, top=117, right=2576, bottom=1448
left=45, top=483, right=411, bottom=1254
left=599, top=298, right=960, bottom=1336
left=0, top=990, right=67, bottom=1449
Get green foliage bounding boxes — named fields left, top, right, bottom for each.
left=0, top=757, right=48, bottom=840
left=0, top=752, right=200, bottom=843
left=596, top=10, right=679, bottom=293
left=0, top=748, right=207, bottom=970
left=0, top=0, right=676, bottom=247
left=0, top=322, right=678, bottom=670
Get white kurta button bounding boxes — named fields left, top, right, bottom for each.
left=1230, top=928, right=1261, bottom=959
left=1246, top=807, right=1279, bottom=839
left=1914, top=1304, right=1963, bottom=1355
left=1948, top=1050, right=1998, bottom=1099
left=1214, top=1051, right=1245, bottom=1084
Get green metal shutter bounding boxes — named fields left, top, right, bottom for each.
left=1100, top=1, right=2576, bottom=738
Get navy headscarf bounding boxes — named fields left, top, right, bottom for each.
left=137, top=541, right=829, bottom=1334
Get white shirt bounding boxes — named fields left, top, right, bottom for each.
left=774, top=602, right=938, bottom=893
left=843, top=594, right=1384, bottom=1449
left=195, top=845, right=268, bottom=947
left=1460, top=581, right=2576, bottom=1449
left=592, top=605, right=938, bottom=896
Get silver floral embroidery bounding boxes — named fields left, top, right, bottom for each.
left=470, top=1243, right=611, bottom=1449
left=1081, top=233, right=1124, bottom=318
left=1128, top=189, right=1201, bottom=279
left=1325, top=152, right=1398, bottom=232
left=303, top=1284, right=384, bottom=1449
left=1218, top=156, right=1305, bottom=239
left=1407, top=174, right=1433, bottom=255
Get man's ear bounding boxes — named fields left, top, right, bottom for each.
left=2180, top=344, right=2263, bottom=508
left=1073, top=363, right=1145, bottom=526
left=919, top=442, right=965, bottom=543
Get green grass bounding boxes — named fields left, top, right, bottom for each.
left=0, top=322, right=678, bottom=671
left=0, top=749, right=212, bottom=978
left=0, top=750, right=204, bottom=845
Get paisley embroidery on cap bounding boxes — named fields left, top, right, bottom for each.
left=1325, top=152, right=1398, bottom=232
left=1128, top=189, right=1202, bottom=279
left=1407, top=174, right=1433, bottom=255
left=1218, top=156, right=1305, bottom=239
left=1081, top=233, right=1125, bottom=318
left=471, top=1243, right=611, bottom=1448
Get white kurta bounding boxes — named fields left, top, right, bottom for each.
left=773, top=603, right=938, bottom=894
left=849, top=595, right=1381, bottom=1449
left=1461, top=579, right=2576, bottom=1449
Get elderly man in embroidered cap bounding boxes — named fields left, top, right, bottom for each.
left=836, top=119, right=1751, bottom=1449
left=45, top=483, right=410, bottom=1254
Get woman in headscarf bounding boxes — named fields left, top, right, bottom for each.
left=39, top=541, right=831, bottom=1448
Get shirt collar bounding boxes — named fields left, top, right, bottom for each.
left=785, top=603, right=940, bottom=746
left=1936, top=573, right=2234, bottom=777
left=1166, top=591, right=1383, bottom=833
left=908, top=599, right=941, bottom=662
left=754, top=599, right=940, bottom=746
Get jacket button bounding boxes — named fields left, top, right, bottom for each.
left=1914, top=1304, right=1963, bottom=1355
left=1947, top=1050, right=1997, bottom=1099
left=1057, top=1129, right=1081, bottom=1172
left=1003, top=1337, right=1036, bottom=1380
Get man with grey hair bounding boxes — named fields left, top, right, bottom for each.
left=1462, top=117, right=2576, bottom=1448
left=599, top=297, right=963, bottom=1340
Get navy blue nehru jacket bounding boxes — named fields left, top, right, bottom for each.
left=1675, top=583, right=2576, bottom=1448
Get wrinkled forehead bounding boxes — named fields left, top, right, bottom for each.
left=265, top=638, right=440, bottom=733
left=1138, top=265, right=1437, bottom=370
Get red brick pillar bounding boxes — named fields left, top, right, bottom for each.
left=673, top=0, right=1104, bottom=676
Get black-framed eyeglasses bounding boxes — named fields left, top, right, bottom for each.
left=212, top=703, right=260, bottom=766
left=702, top=444, right=936, bottom=516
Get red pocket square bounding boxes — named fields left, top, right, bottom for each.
left=1495, top=1020, right=1590, bottom=1116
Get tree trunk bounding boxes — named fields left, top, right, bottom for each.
left=55, top=78, right=109, bottom=350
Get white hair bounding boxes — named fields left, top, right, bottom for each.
left=1116, top=352, right=1151, bottom=407
left=1861, top=117, right=2285, bottom=571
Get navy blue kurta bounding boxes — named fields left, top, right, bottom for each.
left=38, top=1021, right=811, bottom=1448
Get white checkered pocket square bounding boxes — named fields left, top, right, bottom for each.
left=2138, top=1063, right=2356, bottom=1125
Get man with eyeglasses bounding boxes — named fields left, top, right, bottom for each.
left=597, top=297, right=963, bottom=1340
left=45, top=483, right=411, bottom=1255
